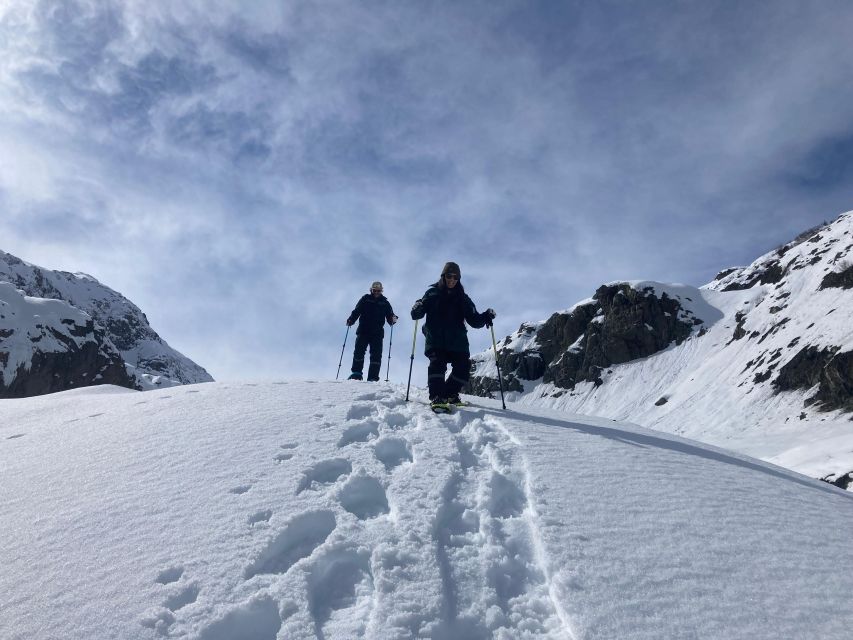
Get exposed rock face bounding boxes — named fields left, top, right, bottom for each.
left=468, top=283, right=701, bottom=397
left=0, top=282, right=135, bottom=398
left=775, top=347, right=853, bottom=412
left=820, top=263, right=853, bottom=290
left=0, top=250, right=212, bottom=389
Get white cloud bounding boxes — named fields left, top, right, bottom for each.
left=1, top=0, right=853, bottom=381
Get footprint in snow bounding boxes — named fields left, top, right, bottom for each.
left=337, top=421, right=379, bottom=448
left=307, top=547, right=374, bottom=635
left=373, top=437, right=413, bottom=470
left=249, top=510, right=273, bottom=526
left=196, top=595, right=282, bottom=640
left=345, top=403, right=375, bottom=420
left=296, top=459, right=352, bottom=494
left=243, top=510, right=337, bottom=578
left=230, top=484, right=252, bottom=495
left=487, top=471, right=527, bottom=519
left=382, top=412, right=409, bottom=429
left=275, top=452, right=294, bottom=463
left=338, top=475, right=390, bottom=520
left=163, top=583, right=200, bottom=611
left=156, top=566, right=184, bottom=585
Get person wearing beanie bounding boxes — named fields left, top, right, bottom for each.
left=410, top=262, right=496, bottom=408
left=346, top=281, right=398, bottom=381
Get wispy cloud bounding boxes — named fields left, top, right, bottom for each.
left=1, top=0, right=852, bottom=381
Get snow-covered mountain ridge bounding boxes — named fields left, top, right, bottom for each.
left=1, top=381, right=851, bottom=639
left=0, top=250, right=213, bottom=396
left=470, top=211, right=853, bottom=488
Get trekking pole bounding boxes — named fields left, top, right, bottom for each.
left=490, top=323, right=507, bottom=410
left=385, top=323, right=394, bottom=382
left=336, top=325, right=350, bottom=380
left=405, top=320, right=418, bottom=401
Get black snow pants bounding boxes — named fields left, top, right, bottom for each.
left=351, top=333, right=383, bottom=381
left=426, top=348, right=470, bottom=400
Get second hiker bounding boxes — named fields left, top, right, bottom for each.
left=346, top=281, right=398, bottom=381
left=410, top=261, right=496, bottom=407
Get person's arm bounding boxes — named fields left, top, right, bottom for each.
left=411, top=288, right=435, bottom=320
left=464, top=295, right=496, bottom=328
left=385, top=300, right=398, bottom=325
left=347, top=296, right=365, bottom=325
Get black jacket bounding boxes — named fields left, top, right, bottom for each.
left=410, top=282, right=489, bottom=354
left=348, top=294, right=395, bottom=337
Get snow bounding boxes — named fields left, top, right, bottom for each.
left=474, top=213, right=853, bottom=484
left=1, top=381, right=852, bottom=639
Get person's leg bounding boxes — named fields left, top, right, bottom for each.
left=444, top=351, right=471, bottom=400
left=426, top=349, right=449, bottom=400
left=367, top=334, right=383, bottom=381
left=349, top=334, right=369, bottom=379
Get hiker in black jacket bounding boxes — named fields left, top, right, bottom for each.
left=346, top=281, right=398, bottom=381
left=410, top=262, right=496, bottom=405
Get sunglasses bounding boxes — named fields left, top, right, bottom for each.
left=371, top=289, right=382, bottom=293
left=444, top=274, right=459, bottom=281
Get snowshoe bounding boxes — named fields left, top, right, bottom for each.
left=430, top=399, right=452, bottom=414
left=447, top=395, right=467, bottom=407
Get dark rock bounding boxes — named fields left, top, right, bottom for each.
left=468, top=284, right=698, bottom=395
left=819, top=263, right=853, bottom=290
left=820, top=472, right=852, bottom=490
left=0, top=336, right=135, bottom=399
left=655, top=397, right=668, bottom=406
left=721, top=260, right=784, bottom=292
left=773, top=346, right=853, bottom=412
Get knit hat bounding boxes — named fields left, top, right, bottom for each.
left=441, top=262, right=461, bottom=278
left=370, top=281, right=383, bottom=292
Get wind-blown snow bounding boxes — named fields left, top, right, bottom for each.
left=1, top=381, right=852, bottom=639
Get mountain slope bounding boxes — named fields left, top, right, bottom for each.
left=0, top=250, right=213, bottom=391
left=1, top=381, right=852, bottom=639
left=470, top=212, right=853, bottom=487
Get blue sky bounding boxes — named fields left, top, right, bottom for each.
left=2, top=0, right=853, bottom=383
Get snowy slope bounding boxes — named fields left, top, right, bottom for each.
left=0, top=250, right=212, bottom=389
left=1, top=381, right=852, bottom=640
left=472, top=212, right=853, bottom=487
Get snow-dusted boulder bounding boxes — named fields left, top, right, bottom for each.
left=0, top=250, right=212, bottom=390
left=0, top=282, right=133, bottom=397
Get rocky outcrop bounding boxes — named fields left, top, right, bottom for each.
left=820, top=263, right=853, bottom=290
left=468, top=283, right=702, bottom=397
left=774, top=346, right=853, bottom=412
left=0, top=282, right=135, bottom=398
left=0, top=250, right=212, bottom=388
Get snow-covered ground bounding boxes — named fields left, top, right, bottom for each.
left=2, top=381, right=852, bottom=639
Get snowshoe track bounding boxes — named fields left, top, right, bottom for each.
left=158, top=386, right=573, bottom=639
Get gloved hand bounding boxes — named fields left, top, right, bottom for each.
left=411, top=300, right=424, bottom=319
left=346, top=318, right=354, bottom=326
left=389, top=315, right=399, bottom=325
left=484, top=308, right=496, bottom=327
